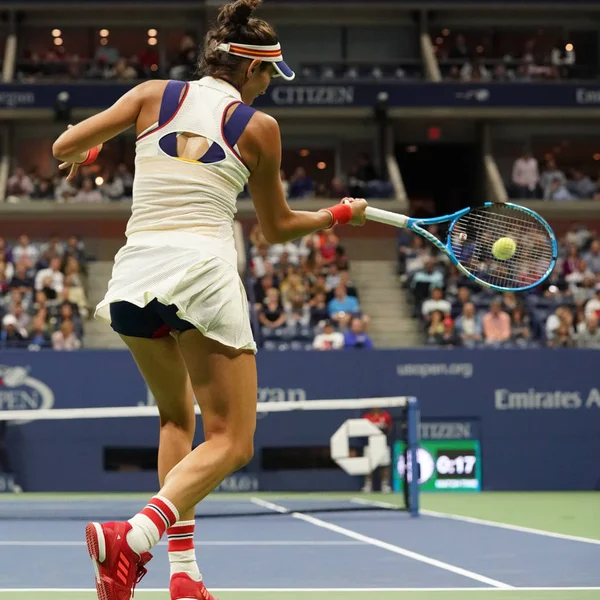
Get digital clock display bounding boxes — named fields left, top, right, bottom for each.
left=392, top=440, right=482, bottom=492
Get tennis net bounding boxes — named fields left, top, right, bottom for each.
left=0, top=396, right=419, bottom=520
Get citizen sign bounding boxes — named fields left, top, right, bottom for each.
left=495, top=388, right=600, bottom=410
left=271, top=86, right=355, bottom=106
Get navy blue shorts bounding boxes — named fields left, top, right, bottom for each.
left=110, top=299, right=196, bottom=339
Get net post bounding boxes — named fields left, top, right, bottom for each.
left=406, top=396, right=420, bottom=517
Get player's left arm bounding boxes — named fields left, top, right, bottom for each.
left=52, top=81, right=153, bottom=176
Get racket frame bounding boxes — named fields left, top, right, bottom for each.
left=365, top=202, right=558, bottom=292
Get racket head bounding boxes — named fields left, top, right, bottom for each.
left=445, top=202, right=558, bottom=292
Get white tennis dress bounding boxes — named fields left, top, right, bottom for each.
left=95, top=77, right=257, bottom=352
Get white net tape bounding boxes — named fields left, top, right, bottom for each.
left=0, top=397, right=411, bottom=422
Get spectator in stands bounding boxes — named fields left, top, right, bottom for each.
left=344, top=317, right=373, bottom=349
left=540, top=158, right=566, bottom=199
left=12, top=235, right=40, bottom=265
left=55, top=172, right=78, bottom=202
left=253, top=275, right=276, bottom=308
left=546, top=305, right=574, bottom=341
left=7, top=168, right=34, bottom=198
left=455, top=302, right=482, bottom=345
left=449, top=34, right=469, bottom=61
left=548, top=177, right=574, bottom=201
left=251, top=244, right=271, bottom=279
left=31, top=179, right=55, bottom=200
left=482, top=299, right=511, bottom=343
left=349, top=154, right=378, bottom=198
left=8, top=261, right=32, bottom=295
left=0, top=314, right=27, bottom=348
left=110, top=58, right=138, bottom=80
left=511, top=150, right=540, bottom=199
left=584, top=285, right=600, bottom=320
left=547, top=323, right=576, bottom=348
left=0, top=263, right=9, bottom=296
left=313, top=320, right=344, bottom=351
left=426, top=310, right=445, bottom=344
left=258, top=294, right=287, bottom=331
left=41, top=235, right=65, bottom=260
left=325, top=263, right=342, bottom=292
left=64, top=235, right=87, bottom=269
left=566, top=259, right=593, bottom=290
left=328, top=284, right=360, bottom=328
left=280, top=273, right=306, bottom=309
left=28, top=314, right=51, bottom=348
left=11, top=302, right=31, bottom=332
left=422, top=287, right=451, bottom=321
left=501, top=291, right=521, bottom=315
left=568, top=169, right=597, bottom=199
left=551, top=39, right=576, bottom=79
left=412, top=258, right=444, bottom=292
left=577, top=315, right=600, bottom=348
left=460, top=57, right=491, bottom=82
left=73, top=178, right=103, bottom=203
left=310, top=292, right=330, bottom=328
left=286, top=293, right=310, bottom=330
left=117, top=163, right=134, bottom=197
left=510, top=306, right=531, bottom=342
left=561, top=244, right=580, bottom=277
left=56, top=302, right=84, bottom=339
left=51, top=319, right=81, bottom=351
left=101, top=170, right=126, bottom=201
left=583, top=240, right=600, bottom=274
left=35, top=256, right=64, bottom=294
left=437, top=317, right=461, bottom=347
left=288, top=167, right=314, bottom=199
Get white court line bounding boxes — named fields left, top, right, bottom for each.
left=250, top=497, right=512, bottom=590
left=0, top=540, right=363, bottom=547
left=352, top=498, right=600, bottom=546
left=1, top=587, right=600, bottom=593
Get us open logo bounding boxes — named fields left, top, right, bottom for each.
left=0, top=365, right=55, bottom=424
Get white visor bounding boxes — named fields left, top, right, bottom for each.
left=216, top=42, right=295, bottom=81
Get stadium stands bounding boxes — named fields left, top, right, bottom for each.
left=399, top=226, right=600, bottom=349
left=0, top=234, right=88, bottom=350
left=248, top=224, right=372, bottom=351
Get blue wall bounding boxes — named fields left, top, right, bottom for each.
left=0, top=349, right=598, bottom=492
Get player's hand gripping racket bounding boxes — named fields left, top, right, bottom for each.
left=365, top=203, right=557, bottom=292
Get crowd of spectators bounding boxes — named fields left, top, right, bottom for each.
left=399, top=225, right=600, bottom=349
left=275, top=155, right=394, bottom=201
left=249, top=225, right=373, bottom=351
left=0, top=234, right=88, bottom=350
left=436, top=32, right=579, bottom=82
left=7, top=164, right=134, bottom=203
left=509, top=150, right=600, bottom=200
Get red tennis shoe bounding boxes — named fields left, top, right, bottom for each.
left=85, top=521, right=153, bottom=600
left=170, top=573, right=217, bottom=600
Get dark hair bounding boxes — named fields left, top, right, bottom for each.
left=200, top=0, right=278, bottom=83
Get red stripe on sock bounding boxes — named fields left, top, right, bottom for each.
left=168, top=537, right=195, bottom=552
left=151, top=497, right=178, bottom=527
left=167, top=524, right=195, bottom=537
left=141, top=505, right=168, bottom=533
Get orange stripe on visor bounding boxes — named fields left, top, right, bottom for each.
left=216, top=42, right=295, bottom=81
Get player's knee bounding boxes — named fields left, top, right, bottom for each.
left=229, top=439, right=254, bottom=470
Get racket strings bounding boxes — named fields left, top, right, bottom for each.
left=450, top=205, right=555, bottom=289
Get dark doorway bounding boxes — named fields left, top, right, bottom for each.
left=396, top=143, right=483, bottom=217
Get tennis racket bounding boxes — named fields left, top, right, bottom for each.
left=365, top=202, right=558, bottom=292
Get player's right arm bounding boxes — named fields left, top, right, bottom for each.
left=246, top=112, right=367, bottom=244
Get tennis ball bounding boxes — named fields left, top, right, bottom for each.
left=492, top=237, right=517, bottom=261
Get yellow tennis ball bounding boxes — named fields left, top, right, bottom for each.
left=492, top=237, right=517, bottom=260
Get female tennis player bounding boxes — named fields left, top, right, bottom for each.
left=52, top=1, right=367, bottom=599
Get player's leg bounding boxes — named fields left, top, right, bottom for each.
left=120, top=333, right=201, bottom=583
left=159, top=329, right=257, bottom=510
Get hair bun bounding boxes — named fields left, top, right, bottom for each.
left=218, top=0, right=263, bottom=28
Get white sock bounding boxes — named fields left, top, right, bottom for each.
left=126, top=495, right=179, bottom=555
left=167, top=520, right=201, bottom=581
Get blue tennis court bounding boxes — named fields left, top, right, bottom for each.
left=0, top=493, right=598, bottom=600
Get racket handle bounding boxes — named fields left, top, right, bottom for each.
left=365, top=207, right=409, bottom=228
